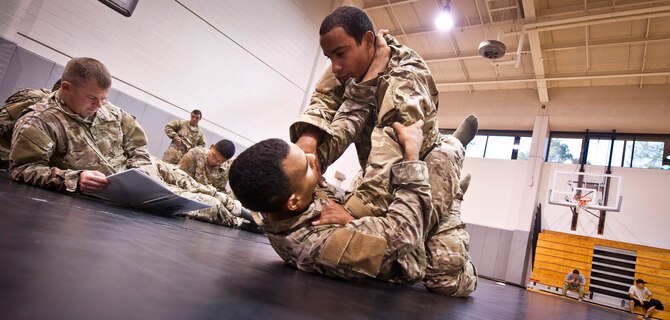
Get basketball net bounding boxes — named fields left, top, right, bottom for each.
left=573, top=194, right=592, bottom=210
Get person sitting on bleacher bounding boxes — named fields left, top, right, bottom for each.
left=629, top=279, right=656, bottom=320
left=562, top=269, right=586, bottom=301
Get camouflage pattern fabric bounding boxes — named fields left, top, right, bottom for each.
left=9, top=91, right=239, bottom=228
left=177, top=146, right=244, bottom=218
left=178, top=146, right=232, bottom=193
left=422, top=136, right=477, bottom=297
left=10, top=91, right=151, bottom=192
left=289, top=34, right=441, bottom=218
left=140, top=157, right=240, bottom=227
left=261, top=161, right=432, bottom=283
left=0, top=88, right=50, bottom=162
left=162, top=119, right=205, bottom=164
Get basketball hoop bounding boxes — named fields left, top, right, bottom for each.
left=573, top=194, right=592, bottom=210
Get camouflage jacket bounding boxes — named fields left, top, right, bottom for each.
left=165, top=119, right=205, bottom=151
left=0, top=88, right=50, bottom=161
left=9, top=91, right=152, bottom=192
left=290, top=34, right=441, bottom=168
left=261, top=161, right=432, bottom=283
left=178, top=146, right=232, bottom=193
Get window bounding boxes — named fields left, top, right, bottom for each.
left=441, top=130, right=532, bottom=160
left=465, top=135, right=486, bottom=158
left=485, top=136, right=515, bottom=159
left=547, top=137, right=582, bottom=164
left=547, top=132, right=669, bottom=170
left=516, top=137, right=532, bottom=160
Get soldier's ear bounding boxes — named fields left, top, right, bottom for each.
left=286, top=194, right=301, bottom=211
left=363, top=31, right=375, bottom=48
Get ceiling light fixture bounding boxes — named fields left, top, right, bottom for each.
left=435, top=1, right=454, bottom=31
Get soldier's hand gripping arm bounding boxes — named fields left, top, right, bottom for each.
left=304, top=29, right=392, bottom=174
left=313, top=120, right=432, bottom=278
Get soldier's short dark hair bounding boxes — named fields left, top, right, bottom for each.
left=573, top=269, right=579, bottom=275
left=62, top=57, right=112, bottom=89
left=51, top=79, right=62, bottom=91
left=229, top=138, right=292, bottom=212
left=191, top=109, right=202, bottom=117
left=214, top=139, right=235, bottom=159
left=319, top=6, right=374, bottom=44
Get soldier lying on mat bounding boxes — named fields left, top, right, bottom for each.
left=229, top=118, right=477, bottom=297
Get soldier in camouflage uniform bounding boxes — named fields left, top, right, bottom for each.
left=291, top=6, right=442, bottom=219
left=288, top=6, right=477, bottom=296
left=0, top=80, right=61, bottom=165
left=177, top=139, right=264, bottom=232
left=178, top=139, right=235, bottom=194
left=162, top=109, right=205, bottom=164
left=230, top=61, right=477, bottom=295
left=230, top=117, right=475, bottom=296
left=9, top=57, right=240, bottom=228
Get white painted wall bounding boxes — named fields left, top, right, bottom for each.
left=460, top=158, right=528, bottom=230
left=0, top=0, right=334, bottom=145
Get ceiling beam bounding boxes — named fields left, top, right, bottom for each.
left=363, top=0, right=420, bottom=11
left=520, top=0, right=549, bottom=102
left=435, top=70, right=670, bottom=87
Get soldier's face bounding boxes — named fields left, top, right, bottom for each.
left=207, top=147, right=227, bottom=166
left=320, top=27, right=375, bottom=84
left=60, top=79, right=109, bottom=118
left=282, top=143, right=319, bottom=212
left=190, top=113, right=201, bottom=126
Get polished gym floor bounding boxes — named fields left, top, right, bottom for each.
left=0, top=170, right=637, bottom=320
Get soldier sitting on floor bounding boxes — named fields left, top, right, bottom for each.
left=9, top=57, right=243, bottom=229
left=178, top=139, right=262, bottom=233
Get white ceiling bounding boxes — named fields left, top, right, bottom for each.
left=362, top=0, right=670, bottom=102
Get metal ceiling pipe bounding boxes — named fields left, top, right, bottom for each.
left=435, top=71, right=670, bottom=87
left=502, top=5, right=670, bottom=68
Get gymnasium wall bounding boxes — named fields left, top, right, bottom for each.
left=0, top=0, right=335, bottom=147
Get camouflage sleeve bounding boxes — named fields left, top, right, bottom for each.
left=164, top=120, right=181, bottom=139
left=315, top=78, right=376, bottom=171
left=9, top=115, right=81, bottom=192
left=196, top=130, right=205, bottom=148
left=177, top=149, right=197, bottom=177
left=345, top=66, right=440, bottom=218
left=289, top=69, right=343, bottom=143
left=120, top=111, right=151, bottom=169
left=316, top=161, right=432, bottom=278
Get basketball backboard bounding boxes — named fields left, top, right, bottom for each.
left=547, top=170, right=622, bottom=212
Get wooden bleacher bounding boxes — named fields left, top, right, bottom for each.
left=529, top=230, right=669, bottom=320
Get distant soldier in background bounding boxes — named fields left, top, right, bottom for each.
left=0, top=80, right=61, bottom=166
left=178, top=139, right=263, bottom=233
left=162, top=109, right=205, bottom=164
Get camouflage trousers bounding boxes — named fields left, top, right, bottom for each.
left=420, top=137, right=477, bottom=297
left=162, top=143, right=187, bottom=165
left=351, top=136, right=478, bottom=297
left=140, top=158, right=240, bottom=228
left=0, top=109, right=14, bottom=162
